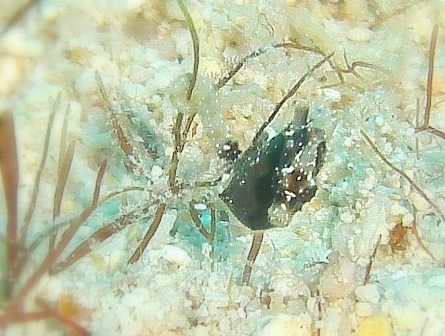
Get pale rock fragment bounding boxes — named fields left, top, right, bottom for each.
left=390, top=203, right=408, bottom=217
left=347, top=27, right=373, bottom=42
left=319, top=257, right=357, bottom=299
left=161, top=245, right=192, bottom=266
left=271, top=276, right=299, bottom=298
left=355, top=284, right=380, bottom=304
left=401, top=213, right=414, bottom=227
left=268, top=293, right=286, bottom=310
left=375, top=115, right=384, bottom=126
left=340, top=211, right=354, bottom=224
left=410, top=192, right=430, bottom=211
left=204, top=290, right=229, bottom=308
left=150, top=165, right=163, bottom=179
left=258, top=313, right=312, bottom=336
left=362, top=168, right=377, bottom=190
left=323, top=88, right=342, bottom=102
left=355, top=302, right=373, bottom=317
left=343, top=136, right=354, bottom=148
left=390, top=304, right=424, bottom=332
left=323, top=307, right=349, bottom=336
left=381, top=124, right=393, bottom=135
left=105, top=249, right=127, bottom=273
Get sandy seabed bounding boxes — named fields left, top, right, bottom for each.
left=1, top=0, right=445, bottom=335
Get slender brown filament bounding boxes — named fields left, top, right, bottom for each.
left=0, top=113, right=19, bottom=297
left=128, top=203, right=167, bottom=264
left=21, top=93, right=60, bottom=244
left=418, top=24, right=438, bottom=131
left=363, top=235, right=381, bottom=285
left=177, top=0, right=200, bottom=101
left=242, top=231, right=264, bottom=285
left=5, top=160, right=107, bottom=313
left=252, top=52, right=334, bottom=146
left=95, top=71, right=133, bottom=156
left=361, top=130, right=445, bottom=224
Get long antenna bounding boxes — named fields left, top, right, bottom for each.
left=177, top=0, right=200, bottom=101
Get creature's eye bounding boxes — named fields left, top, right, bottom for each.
left=217, top=140, right=241, bottom=162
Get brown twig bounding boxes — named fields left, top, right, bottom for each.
left=5, top=160, right=107, bottom=313
left=128, top=203, right=167, bottom=264
left=252, top=52, right=334, bottom=146
left=177, top=0, right=200, bottom=100
left=193, top=176, right=223, bottom=188
left=423, top=126, right=445, bottom=140
left=189, top=202, right=216, bottom=242
left=180, top=112, right=197, bottom=151
left=275, top=42, right=343, bottom=82
left=168, top=112, right=184, bottom=192
left=361, top=130, right=445, bottom=224
left=418, top=24, right=438, bottom=131
left=0, top=112, right=19, bottom=298
left=337, top=50, right=387, bottom=83
left=35, top=297, right=90, bottom=336
left=21, top=94, right=60, bottom=244
left=127, top=0, right=202, bottom=263
left=416, top=25, right=445, bottom=140
left=14, top=186, right=143, bottom=276
left=242, top=231, right=264, bottom=285
left=95, top=71, right=133, bottom=156
left=216, top=42, right=342, bottom=90
left=216, top=47, right=270, bottom=89
left=316, top=289, right=323, bottom=336
left=98, top=186, right=145, bottom=205
left=189, top=204, right=217, bottom=267
left=58, top=104, right=70, bottom=174
left=210, top=209, right=216, bottom=243
left=364, top=235, right=381, bottom=285
left=53, top=140, right=76, bottom=221
left=53, top=207, right=145, bottom=273
left=49, top=140, right=76, bottom=252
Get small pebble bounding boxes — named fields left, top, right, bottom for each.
left=355, top=302, right=373, bottom=317
left=410, top=193, right=429, bottom=211
left=162, top=246, right=191, bottom=266
left=258, top=313, right=312, bottom=336
left=151, top=165, right=163, bottom=179
left=390, top=203, right=408, bottom=216
left=347, top=28, right=373, bottom=42
left=402, top=213, right=414, bottom=227
left=355, top=284, right=380, bottom=304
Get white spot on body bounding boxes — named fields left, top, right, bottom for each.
left=194, top=203, right=207, bottom=211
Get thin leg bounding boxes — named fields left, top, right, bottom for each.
left=242, top=231, right=264, bottom=285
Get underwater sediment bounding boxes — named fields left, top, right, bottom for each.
left=1, top=0, right=445, bottom=335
